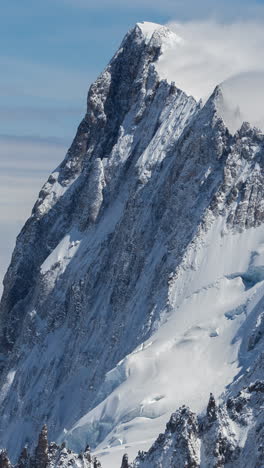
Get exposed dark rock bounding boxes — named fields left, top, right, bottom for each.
left=0, top=451, right=12, bottom=468
left=34, top=425, right=48, bottom=468
left=207, top=393, right=217, bottom=423
left=16, top=448, right=29, bottom=468
left=132, top=384, right=264, bottom=467
left=120, top=453, right=130, bottom=468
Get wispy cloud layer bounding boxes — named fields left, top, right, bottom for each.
left=157, top=20, right=264, bottom=100
left=1, top=1, right=264, bottom=292
left=0, top=56, right=88, bottom=141
left=0, top=136, right=67, bottom=291
left=58, top=0, right=264, bottom=21
left=0, top=56, right=91, bottom=102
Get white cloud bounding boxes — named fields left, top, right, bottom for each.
left=157, top=20, right=264, bottom=101
left=220, top=71, right=264, bottom=133
left=0, top=106, right=81, bottom=122
left=1, top=13, right=264, bottom=291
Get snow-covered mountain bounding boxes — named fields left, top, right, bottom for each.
left=1, top=21, right=264, bottom=467
left=0, top=426, right=102, bottom=468
left=130, top=382, right=264, bottom=467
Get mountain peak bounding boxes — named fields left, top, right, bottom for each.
left=1, top=16, right=264, bottom=468
left=136, top=21, right=163, bottom=39
left=135, top=21, right=183, bottom=47
left=126, top=21, right=185, bottom=90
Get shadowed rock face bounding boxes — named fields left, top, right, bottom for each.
left=120, top=454, right=130, bottom=468
left=34, top=425, right=49, bottom=468
left=0, top=426, right=101, bottom=468
left=0, top=24, right=162, bottom=356
left=1, top=22, right=264, bottom=466
left=0, top=451, right=12, bottom=468
left=0, top=24, right=200, bottom=456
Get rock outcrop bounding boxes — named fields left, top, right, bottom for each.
left=131, top=382, right=264, bottom=467
left=0, top=427, right=101, bottom=468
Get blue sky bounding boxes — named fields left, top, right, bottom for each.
left=1, top=0, right=264, bottom=289
left=1, top=0, right=264, bottom=143
left=0, top=1, right=169, bottom=143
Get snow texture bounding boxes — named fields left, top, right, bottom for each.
left=0, top=21, right=264, bottom=468
left=130, top=382, right=264, bottom=467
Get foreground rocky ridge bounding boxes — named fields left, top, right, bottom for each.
left=0, top=426, right=102, bottom=468
left=1, top=21, right=264, bottom=467
left=130, top=381, right=264, bottom=467
left=2, top=380, right=264, bottom=467
left=0, top=23, right=198, bottom=457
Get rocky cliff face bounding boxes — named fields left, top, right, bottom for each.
left=0, top=21, right=264, bottom=467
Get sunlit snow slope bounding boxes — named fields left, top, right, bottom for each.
left=0, top=21, right=264, bottom=468
left=66, top=219, right=264, bottom=467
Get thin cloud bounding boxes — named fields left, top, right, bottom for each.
left=57, top=0, right=264, bottom=21
left=0, top=136, right=68, bottom=291
left=0, top=56, right=92, bottom=102
left=0, top=134, right=68, bottom=146
left=0, top=56, right=89, bottom=142
left=0, top=134, right=68, bottom=168
left=0, top=134, right=67, bottom=219
left=221, top=71, right=264, bottom=132
left=0, top=107, right=81, bottom=123
left=157, top=20, right=264, bottom=101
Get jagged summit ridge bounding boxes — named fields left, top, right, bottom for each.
left=136, top=21, right=163, bottom=39
left=0, top=425, right=102, bottom=468
left=0, top=19, right=199, bottom=463
left=0, top=21, right=264, bottom=468
left=130, top=381, right=264, bottom=467
left=136, top=21, right=182, bottom=46
left=135, top=22, right=264, bottom=135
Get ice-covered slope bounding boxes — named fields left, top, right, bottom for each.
left=68, top=217, right=264, bottom=466
left=1, top=21, right=264, bottom=468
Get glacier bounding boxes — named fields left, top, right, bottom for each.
left=0, top=21, right=264, bottom=468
